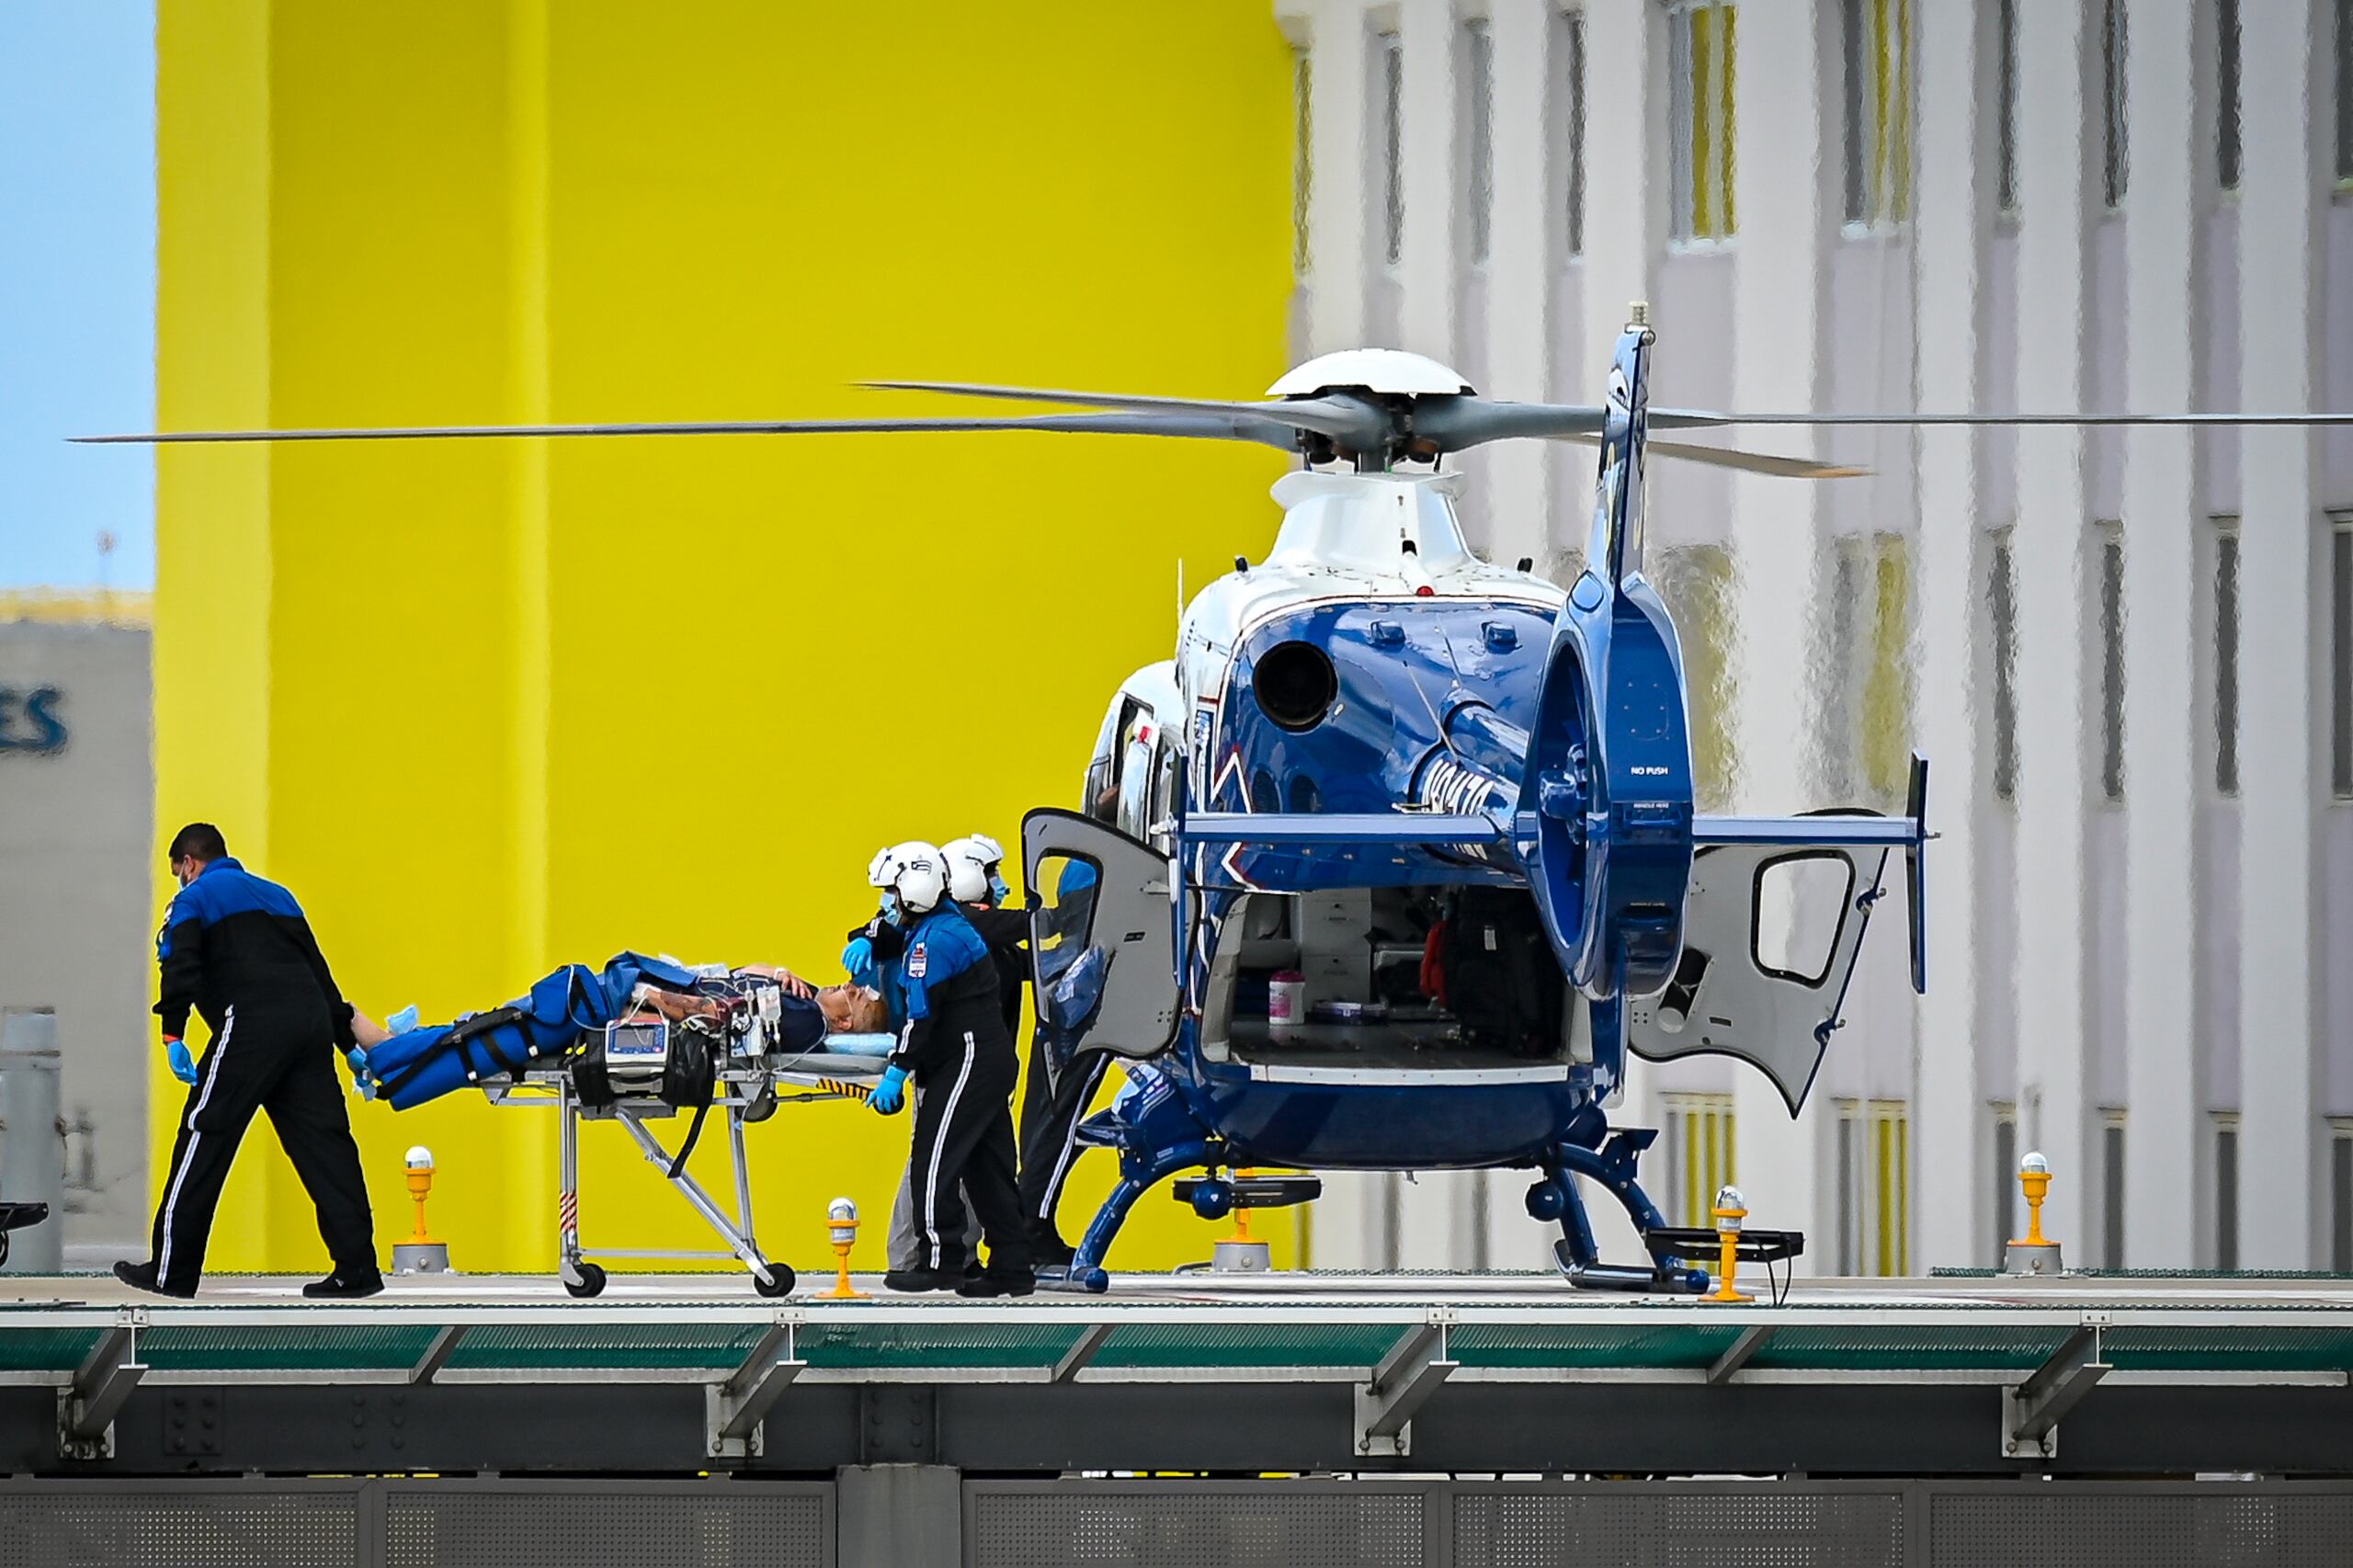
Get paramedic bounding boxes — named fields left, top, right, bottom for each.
left=865, top=842, right=1032, bottom=1295
left=117, top=824, right=380, bottom=1300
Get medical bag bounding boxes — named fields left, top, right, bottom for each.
left=572, top=1017, right=720, bottom=1176
left=1442, top=888, right=1564, bottom=1057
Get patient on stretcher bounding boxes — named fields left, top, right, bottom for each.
left=347, top=952, right=887, bottom=1111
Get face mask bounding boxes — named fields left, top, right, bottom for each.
left=879, top=891, right=904, bottom=927
left=988, top=871, right=1011, bottom=905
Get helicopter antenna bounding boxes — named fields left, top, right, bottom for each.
left=1402, top=660, right=1462, bottom=769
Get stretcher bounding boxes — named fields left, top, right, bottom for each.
left=481, top=1043, right=893, bottom=1298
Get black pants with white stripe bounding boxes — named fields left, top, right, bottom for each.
left=1017, top=1050, right=1112, bottom=1256
left=150, top=1006, right=376, bottom=1293
left=905, top=1030, right=1029, bottom=1278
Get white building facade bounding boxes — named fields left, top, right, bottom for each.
left=1275, top=0, right=2353, bottom=1275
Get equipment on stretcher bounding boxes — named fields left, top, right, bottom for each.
left=351, top=954, right=894, bottom=1297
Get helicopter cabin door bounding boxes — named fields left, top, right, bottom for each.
left=1022, top=808, right=1181, bottom=1075
left=1625, top=842, right=1890, bottom=1115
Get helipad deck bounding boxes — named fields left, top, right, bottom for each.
left=3, top=1268, right=2351, bottom=1478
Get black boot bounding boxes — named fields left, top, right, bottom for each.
left=956, top=1268, right=1037, bottom=1299
left=882, top=1267, right=958, bottom=1293
left=301, top=1269, right=384, bottom=1299
left=112, top=1259, right=195, bottom=1300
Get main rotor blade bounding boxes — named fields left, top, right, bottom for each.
left=1552, top=430, right=1867, bottom=480
left=72, top=411, right=1302, bottom=447
left=1649, top=408, right=2353, bottom=428
left=858, top=379, right=1379, bottom=442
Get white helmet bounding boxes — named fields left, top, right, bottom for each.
left=869, top=840, right=949, bottom=915
left=942, top=834, right=1008, bottom=903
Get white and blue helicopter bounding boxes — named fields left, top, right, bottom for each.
left=88, top=306, right=2350, bottom=1293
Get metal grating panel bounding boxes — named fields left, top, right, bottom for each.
left=383, top=1488, right=824, bottom=1568
left=1450, top=1323, right=1738, bottom=1369
left=1090, top=1322, right=1403, bottom=1369
left=142, top=1322, right=443, bottom=1371
left=972, top=1487, right=1424, bottom=1568
left=1746, top=1324, right=2065, bottom=1371
left=1928, top=1492, right=2353, bottom=1567
left=444, top=1321, right=767, bottom=1370
left=1453, top=1491, right=1903, bottom=1568
left=2102, top=1324, right=2353, bottom=1372
left=0, top=1324, right=102, bottom=1372
left=0, top=1490, right=358, bottom=1568
left=801, top=1320, right=1082, bottom=1369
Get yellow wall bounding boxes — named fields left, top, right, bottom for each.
left=155, top=2, right=1298, bottom=1276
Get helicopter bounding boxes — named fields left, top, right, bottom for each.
left=85, top=305, right=2351, bottom=1294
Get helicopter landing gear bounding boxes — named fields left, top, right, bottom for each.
left=1542, top=1132, right=1709, bottom=1294
left=1041, top=1137, right=1218, bottom=1294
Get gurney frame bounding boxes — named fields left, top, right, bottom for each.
left=481, top=1052, right=886, bottom=1298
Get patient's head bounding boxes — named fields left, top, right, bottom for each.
left=816, top=984, right=888, bottom=1035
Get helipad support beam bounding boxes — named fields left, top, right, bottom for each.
left=1356, top=1321, right=1458, bottom=1458
left=59, top=1322, right=145, bottom=1460
left=408, top=1325, right=467, bottom=1386
left=707, top=1320, right=805, bottom=1460
left=1052, top=1323, right=1115, bottom=1384
left=1708, top=1324, right=1775, bottom=1386
left=2002, top=1324, right=2111, bottom=1460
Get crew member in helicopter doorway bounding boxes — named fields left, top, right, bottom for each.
left=863, top=842, right=1033, bottom=1296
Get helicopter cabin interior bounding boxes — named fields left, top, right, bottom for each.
left=1070, top=681, right=1585, bottom=1078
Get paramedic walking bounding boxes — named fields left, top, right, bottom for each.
left=116, top=824, right=381, bottom=1299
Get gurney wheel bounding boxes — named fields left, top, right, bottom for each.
left=752, top=1263, right=795, bottom=1298
left=564, top=1263, right=608, bottom=1299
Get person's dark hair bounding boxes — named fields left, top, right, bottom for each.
left=167, top=823, right=229, bottom=865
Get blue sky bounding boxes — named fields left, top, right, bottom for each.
left=0, top=4, right=154, bottom=591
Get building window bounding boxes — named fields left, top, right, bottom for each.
left=1461, top=18, right=1495, bottom=266
left=2214, top=1113, right=2240, bottom=1271
left=1840, top=0, right=1913, bottom=225
left=1292, top=47, right=1313, bottom=278
left=2100, top=1109, right=2127, bottom=1268
left=2332, top=1122, right=2353, bottom=1272
left=2216, top=0, right=2241, bottom=192
left=2332, top=515, right=2350, bottom=798
left=2339, top=0, right=2353, bottom=186
left=1992, top=1104, right=2018, bottom=1267
left=1660, top=1093, right=1737, bottom=1230
left=2214, top=517, right=2240, bottom=797
left=1996, top=0, right=2019, bottom=215
left=1836, top=1100, right=1911, bottom=1276
left=1992, top=530, right=2019, bottom=802
left=1564, top=7, right=1587, bottom=257
left=1667, top=1, right=1738, bottom=242
left=2101, top=0, right=2130, bottom=210
left=1654, top=545, right=1739, bottom=811
left=1818, top=535, right=1913, bottom=809
left=2098, top=522, right=2126, bottom=803
left=1380, top=29, right=1405, bottom=267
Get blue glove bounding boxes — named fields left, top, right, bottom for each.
left=345, top=1047, right=376, bottom=1099
left=385, top=1005, right=419, bottom=1036
left=165, top=1037, right=198, bottom=1085
left=868, top=1064, right=908, bottom=1116
left=842, top=937, right=878, bottom=990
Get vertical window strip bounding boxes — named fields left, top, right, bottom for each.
left=2101, top=1115, right=2127, bottom=1268
left=1464, top=18, right=1495, bottom=266
left=1836, top=1105, right=1860, bottom=1274
left=1862, top=535, right=1914, bottom=807
left=1992, top=1108, right=2018, bottom=1267
left=1292, top=47, right=1313, bottom=278
left=2215, top=518, right=2240, bottom=797
left=2102, top=0, right=2130, bottom=210
left=2331, top=517, right=2351, bottom=798
left=1691, top=6, right=1716, bottom=237
left=1668, top=8, right=1696, bottom=241
left=2217, top=0, right=2241, bottom=192
left=1841, top=0, right=1868, bottom=223
left=1717, top=5, right=1737, bottom=234
left=2099, top=524, right=2126, bottom=803
left=2216, top=1117, right=2240, bottom=1270
left=1992, top=533, right=2018, bottom=801
left=1565, top=8, right=1587, bottom=257
left=2333, top=1126, right=2353, bottom=1273
left=2339, top=0, right=2353, bottom=184
left=1997, top=0, right=2020, bottom=213
left=1381, top=31, right=1405, bottom=267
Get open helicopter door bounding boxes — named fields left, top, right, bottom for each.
left=1022, top=809, right=1182, bottom=1081
left=1625, top=840, right=1891, bottom=1115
